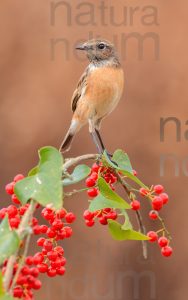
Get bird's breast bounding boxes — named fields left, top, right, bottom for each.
left=85, top=66, right=124, bottom=118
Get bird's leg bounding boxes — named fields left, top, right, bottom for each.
left=95, top=129, right=118, bottom=166
left=90, top=131, right=103, bottom=155
left=95, top=129, right=112, bottom=157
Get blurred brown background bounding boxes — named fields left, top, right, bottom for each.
left=0, top=0, right=187, bottom=299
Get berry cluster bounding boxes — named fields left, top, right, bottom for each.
left=139, top=184, right=169, bottom=214
left=1, top=174, right=76, bottom=299
left=85, top=162, right=117, bottom=198
left=83, top=162, right=173, bottom=258
left=139, top=184, right=172, bottom=257
left=83, top=208, right=117, bottom=227
left=84, top=163, right=118, bottom=226
left=147, top=231, right=172, bottom=257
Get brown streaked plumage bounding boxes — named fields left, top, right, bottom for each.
left=60, top=39, right=124, bottom=154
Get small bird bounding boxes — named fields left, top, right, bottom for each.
left=60, top=39, right=124, bottom=155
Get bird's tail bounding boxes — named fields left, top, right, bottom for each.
left=59, top=119, right=80, bottom=153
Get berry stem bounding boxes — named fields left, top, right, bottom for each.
left=4, top=200, right=36, bottom=292
left=157, top=215, right=172, bottom=240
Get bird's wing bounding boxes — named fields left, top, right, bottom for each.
left=71, top=67, right=89, bottom=112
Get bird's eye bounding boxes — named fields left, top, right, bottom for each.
left=98, top=43, right=105, bottom=50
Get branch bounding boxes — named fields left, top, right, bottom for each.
left=3, top=200, right=36, bottom=292
left=63, top=154, right=99, bottom=170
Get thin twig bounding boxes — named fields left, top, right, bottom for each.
left=9, top=232, right=32, bottom=293
left=116, top=172, right=148, bottom=259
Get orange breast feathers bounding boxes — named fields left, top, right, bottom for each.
left=74, top=66, right=124, bottom=122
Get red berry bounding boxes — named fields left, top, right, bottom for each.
left=14, top=174, right=25, bottom=182
left=147, top=231, right=158, bottom=242
left=13, top=287, right=23, bottom=298
left=32, top=217, right=38, bottom=226
left=160, top=193, right=169, bottom=205
left=139, top=188, right=148, bottom=196
left=85, top=177, right=96, bottom=187
left=110, top=174, right=117, bottom=183
left=149, top=210, right=158, bottom=220
left=5, top=182, right=15, bottom=195
left=19, top=205, right=28, bottom=216
left=85, top=219, right=95, bottom=227
left=83, top=210, right=94, bottom=220
left=17, top=275, right=27, bottom=285
left=33, top=225, right=42, bottom=235
left=103, top=208, right=111, bottom=213
left=41, top=208, right=54, bottom=221
left=9, top=217, right=20, bottom=228
left=90, top=172, right=98, bottom=181
left=37, top=238, right=45, bottom=247
left=43, top=240, right=53, bottom=251
left=46, top=228, right=56, bottom=238
left=7, top=205, right=18, bottom=218
left=32, top=279, right=42, bottom=290
left=133, top=170, right=137, bottom=176
left=33, top=253, right=44, bottom=265
left=60, top=257, right=66, bottom=266
left=154, top=185, right=164, bottom=194
left=30, top=267, right=39, bottom=277
left=99, top=216, right=108, bottom=225
left=52, top=219, right=64, bottom=230
left=56, top=229, right=66, bottom=240
left=131, top=200, right=140, bottom=211
left=65, top=212, right=76, bottom=223
left=152, top=196, right=163, bottom=211
left=51, top=258, right=62, bottom=268
left=87, top=188, right=98, bottom=198
left=106, top=211, right=117, bottom=220
left=158, top=237, right=168, bottom=248
left=37, top=263, right=48, bottom=273
left=161, top=246, right=173, bottom=257
left=56, top=266, right=65, bottom=275
left=11, top=194, right=21, bottom=205
left=92, top=163, right=100, bottom=173
left=64, top=226, right=73, bottom=238
left=56, top=208, right=66, bottom=219
left=40, top=225, right=48, bottom=233
left=47, top=251, right=58, bottom=261
left=25, top=256, right=33, bottom=266
left=54, top=246, right=64, bottom=255
left=21, top=266, right=30, bottom=275
left=0, top=208, right=7, bottom=219
left=47, top=267, right=56, bottom=277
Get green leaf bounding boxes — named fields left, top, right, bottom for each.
left=0, top=217, right=20, bottom=265
left=14, top=147, right=63, bottom=210
left=112, top=149, right=133, bottom=173
left=98, top=177, right=130, bottom=209
left=89, top=194, right=125, bottom=212
left=120, top=170, right=148, bottom=188
left=108, top=220, right=149, bottom=241
left=62, top=165, right=91, bottom=186
left=0, top=272, right=4, bottom=296
left=0, top=295, right=17, bottom=300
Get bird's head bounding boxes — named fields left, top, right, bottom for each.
left=76, top=39, right=117, bottom=62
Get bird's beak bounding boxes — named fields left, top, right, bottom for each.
left=75, top=43, right=86, bottom=51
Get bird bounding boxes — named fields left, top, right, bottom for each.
left=59, top=39, right=124, bottom=156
